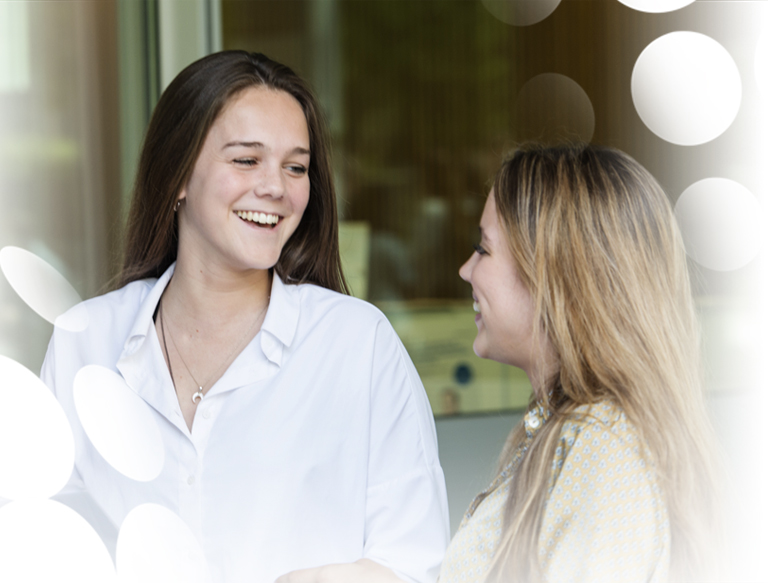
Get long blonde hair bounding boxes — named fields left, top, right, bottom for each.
left=485, top=144, right=721, bottom=582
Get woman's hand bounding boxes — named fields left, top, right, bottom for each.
left=274, top=559, right=407, bottom=583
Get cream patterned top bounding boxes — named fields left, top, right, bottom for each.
left=439, top=401, right=669, bottom=583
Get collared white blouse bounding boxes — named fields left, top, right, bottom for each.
left=42, top=264, right=449, bottom=583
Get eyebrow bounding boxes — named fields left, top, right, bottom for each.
left=223, top=141, right=310, bottom=156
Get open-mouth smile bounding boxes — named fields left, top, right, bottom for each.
left=235, top=210, right=281, bottom=228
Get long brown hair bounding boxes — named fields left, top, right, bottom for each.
left=485, top=144, right=722, bottom=582
left=117, top=50, right=348, bottom=293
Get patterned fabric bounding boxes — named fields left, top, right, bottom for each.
left=439, top=401, right=669, bottom=583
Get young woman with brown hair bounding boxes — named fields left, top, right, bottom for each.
left=42, top=51, right=448, bottom=583
left=440, top=144, right=721, bottom=583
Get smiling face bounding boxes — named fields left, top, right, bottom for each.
left=176, top=86, right=311, bottom=275
left=459, top=191, right=538, bottom=373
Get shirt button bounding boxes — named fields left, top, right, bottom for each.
left=202, top=408, right=211, bottom=420
left=187, top=475, right=195, bottom=486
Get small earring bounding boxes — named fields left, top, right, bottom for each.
left=174, top=199, right=182, bottom=212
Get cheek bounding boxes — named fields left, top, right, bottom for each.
left=298, top=182, right=311, bottom=212
left=291, top=182, right=311, bottom=222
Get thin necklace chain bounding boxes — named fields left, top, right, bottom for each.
left=159, top=295, right=268, bottom=404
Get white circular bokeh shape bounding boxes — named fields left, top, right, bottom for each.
left=0, top=246, right=88, bottom=332
left=481, top=0, right=562, bottom=26
left=514, top=73, right=595, bottom=144
left=617, top=0, right=695, bottom=13
left=632, top=32, right=741, bottom=146
left=0, top=499, right=117, bottom=582
left=74, top=366, right=164, bottom=482
left=675, top=178, right=763, bottom=271
left=0, top=355, right=74, bottom=500
left=756, top=35, right=768, bottom=97
left=117, top=503, right=211, bottom=583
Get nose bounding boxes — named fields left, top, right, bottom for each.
left=255, top=161, right=285, bottom=199
left=459, top=251, right=476, bottom=283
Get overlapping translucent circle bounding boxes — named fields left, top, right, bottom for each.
left=617, top=0, right=695, bottom=13
left=513, top=73, right=595, bottom=144
left=674, top=178, right=764, bottom=271
left=0, top=499, right=117, bottom=582
left=74, top=366, right=164, bottom=482
left=632, top=32, right=741, bottom=146
left=481, top=0, right=561, bottom=26
left=117, top=503, right=211, bottom=583
left=0, top=246, right=88, bottom=332
left=0, top=355, right=74, bottom=500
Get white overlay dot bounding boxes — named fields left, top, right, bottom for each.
left=675, top=178, right=764, bottom=271
left=632, top=32, right=741, bottom=146
left=0, top=246, right=88, bottom=332
left=481, top=0, right=562, bottom=26
left=514, top=73, right=595, bottom=144
left=0, top=355, right=74, bottom=500
left=617, top=0, right=695, bottom=14
left=117, top=503, right=211, bottom=583
left=73, top=366, right=164, bottom=482
left=0, top=499, right=116, bottom=582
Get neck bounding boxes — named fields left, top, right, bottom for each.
left=163, top=254, right=272, bottom=327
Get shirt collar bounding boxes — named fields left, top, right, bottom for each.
left=120, top=263, right=301, bottom=367
left=259, top=272, right=300, bottom=366
left=122, top=263, right=175, bottom=356
left=523, top=402, right=551, bottom=437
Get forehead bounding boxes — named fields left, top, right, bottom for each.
left=480, top=190, right=500, bottom=235
left=211, top=87, right=309, bottom=141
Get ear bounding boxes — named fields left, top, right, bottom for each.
left=174, top=191, right=186, bottom=212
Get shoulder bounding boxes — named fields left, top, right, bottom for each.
left=551, top=401, right=651, bottom=486
left=559, top=400, right=641, bottom=449
left=65, top=278, right=154, bottom=332
left=42, top=277, right=158, bottom=388
left=550, top=401, right=655, bottom=495
left=291, top=282, right=391, bottom=330
left=49, top=278, right=156, bottom=354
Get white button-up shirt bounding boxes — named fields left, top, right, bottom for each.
left=42, top=265, right=449, bottom=583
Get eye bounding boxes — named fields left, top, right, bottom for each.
left=234, top=158, right=258, bottom=167
left=473, top=243, right=488, bottom=256
left=286, top=164, right=308, bottom=176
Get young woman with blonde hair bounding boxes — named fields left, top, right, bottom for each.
left=440, top=144, right=721, bottom=583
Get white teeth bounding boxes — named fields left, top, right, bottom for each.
left=473, top=302, right=480, bottom=313
left=236, top=211, right=279, bottom=225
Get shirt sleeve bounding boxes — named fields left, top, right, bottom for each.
left=539, top=412, right=670, bottom=583
left=362, top=319, right=450, bottom=583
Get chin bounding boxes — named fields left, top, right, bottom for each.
left=472, top=339, right=489, bottom=361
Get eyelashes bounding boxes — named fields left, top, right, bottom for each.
left=473, top=243, right=488, bottom=256
left=233, top=159, right=307, bottom=176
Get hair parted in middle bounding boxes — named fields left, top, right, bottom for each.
left=117, top=50, right=347, bottom=294
left=484, top=143, right=721, bottom=582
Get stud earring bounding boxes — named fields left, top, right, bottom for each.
left=174, top=199, right=182, bottom=212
